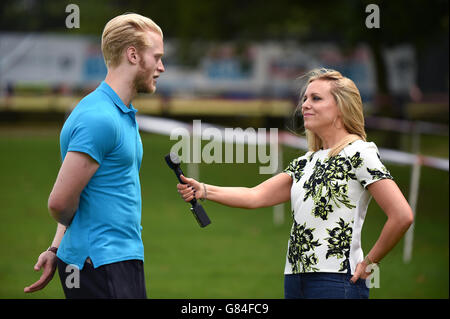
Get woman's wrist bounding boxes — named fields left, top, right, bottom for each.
left=201, top=183, right=208, bottom=201
left=363, top=255, right=379, bottom=266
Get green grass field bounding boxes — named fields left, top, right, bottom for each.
left=0, top=125, right=448, bottom=299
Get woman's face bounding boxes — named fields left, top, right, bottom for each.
left=301, top=79, right=341, bottom=133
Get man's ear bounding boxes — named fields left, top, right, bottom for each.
left=125, top=46, right=139, bottom=65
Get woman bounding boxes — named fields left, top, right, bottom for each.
left=177, top=68, right=414, bottom=299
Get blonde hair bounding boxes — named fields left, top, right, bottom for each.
left=101, top=13, right=163, bottom=68
left=299, top=68, right=367, bottom=157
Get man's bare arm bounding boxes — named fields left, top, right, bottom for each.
left=48, top=151, right=99, bottom=226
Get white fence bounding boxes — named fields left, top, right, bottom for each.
left=136, top=115, right=449, bottom=264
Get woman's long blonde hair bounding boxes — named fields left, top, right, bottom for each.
left=299, top=68, right=367, bottom=157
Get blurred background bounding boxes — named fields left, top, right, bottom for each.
left=0, top=0, right=448, bottom=298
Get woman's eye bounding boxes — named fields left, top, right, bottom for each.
left=313, top=96, right=321, bottom=101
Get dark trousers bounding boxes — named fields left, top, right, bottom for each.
left=57, top=258, right=147, bottom=299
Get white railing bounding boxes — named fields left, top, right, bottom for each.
left=136, top=115, right=449, bottom=264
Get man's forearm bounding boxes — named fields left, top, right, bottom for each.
left=49, top=207, right=76, bottom=226
left=51, top=223, right=67, bottom=248
left=48, top=195, right=79, bottom=226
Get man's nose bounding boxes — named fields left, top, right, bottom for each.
left=158, top=60, right=165, bottom=73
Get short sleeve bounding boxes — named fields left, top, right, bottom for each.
left=283, top=155, right=309, bottom=183
left=66, top=112, right=117, bottom=164
left=353, top=142, right=393, bottom=189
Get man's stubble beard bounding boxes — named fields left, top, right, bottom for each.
left=133, top=59, right=155, bottom=94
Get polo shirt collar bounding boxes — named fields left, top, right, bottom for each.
left=98, top=81, right=138, bottom=114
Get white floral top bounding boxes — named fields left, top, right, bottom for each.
left=283, top=140, right=393, bottom=274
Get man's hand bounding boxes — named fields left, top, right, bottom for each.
left=24, top=250, right=58, bottom=293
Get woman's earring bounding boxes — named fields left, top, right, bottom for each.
left=333, top=117, right=342, bottom=129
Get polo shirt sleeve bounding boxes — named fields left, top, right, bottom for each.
left=67, top=111, right=117, bottom=164
left=353, top=142, right=393, bottom=189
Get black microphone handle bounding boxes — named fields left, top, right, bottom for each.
left=174, top=165, right=198, bottom=205
left=175, top=166, right=210, bottom=227
left=173, top=166, right=184, bottom=183
left=165, top=153, right=211, bottom=228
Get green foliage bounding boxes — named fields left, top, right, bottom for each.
left=1, top=0, right=447, bottom=43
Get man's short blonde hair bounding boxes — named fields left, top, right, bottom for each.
left=101, top=13, right=163, bottom=68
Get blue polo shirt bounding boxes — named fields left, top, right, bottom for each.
left=57, top=81, right=144, bottom=270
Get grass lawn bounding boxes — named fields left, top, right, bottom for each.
left=0, top=125, right=447, bottom=299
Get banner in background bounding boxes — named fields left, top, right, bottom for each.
left=0, top=33, right=416, bottom=101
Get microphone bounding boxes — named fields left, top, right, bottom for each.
left=165, top=152, right=211, bottom=228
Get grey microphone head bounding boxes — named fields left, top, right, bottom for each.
left=170, top=152, right=181, bottom=165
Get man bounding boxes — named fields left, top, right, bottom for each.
left=24, top=13, right=165, bottom=298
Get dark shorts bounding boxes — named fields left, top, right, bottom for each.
left=57, top=257, right=147, bottom=299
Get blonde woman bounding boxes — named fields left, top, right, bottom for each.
left=177, top=68, right=413, bottom=299
left=24, top=13, right=164, bottom=298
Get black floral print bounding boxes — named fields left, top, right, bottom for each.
left=303, top=153, right=362, bottom=220
left=284, top=158, right=307, bottom=183
left=288, top=218, right=321, bottom=273
left=325, top=218, right=353, bottom=271
left=312, top=197, right=333, bottom=220
left=367, top=167, right=393, bottom=181
left=350, top=152, right=363, bottom=169
left=360, top=165, right=393, bottom=187
left=284, top=141, right=394, bottom=274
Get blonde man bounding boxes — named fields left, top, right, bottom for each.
left=24, top=13, right=165, bottom=298
left=177, top=69, right=413, bottom=299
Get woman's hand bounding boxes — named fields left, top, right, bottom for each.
left=177, top=175, right=205, bottom=202
left=350, top=260, right=373, bottom=283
